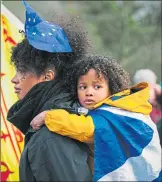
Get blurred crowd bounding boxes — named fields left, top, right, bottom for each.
left=133, top=69, right=162, bottom=145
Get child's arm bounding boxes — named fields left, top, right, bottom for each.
left=30, top=109, right=94, bottom=143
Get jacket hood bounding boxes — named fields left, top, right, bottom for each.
left=94, top=82, right=152, bottom=115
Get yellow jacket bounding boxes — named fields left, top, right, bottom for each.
left=45, top=82, right=152, bottom=143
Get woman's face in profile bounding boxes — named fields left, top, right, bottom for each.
left=11, top=71, right=44, bottom=100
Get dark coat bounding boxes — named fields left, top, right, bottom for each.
left=20, top=126, right=91, bottom=181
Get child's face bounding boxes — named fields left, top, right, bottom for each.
left=77, top=69, right=110, bottom=110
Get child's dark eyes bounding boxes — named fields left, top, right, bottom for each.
left=94, top=85, right=101, bottom=89
left=78, top=85, right=102, bottom=90
left=79, top=85, right=86, bottom=90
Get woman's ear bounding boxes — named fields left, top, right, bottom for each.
left=44, top=70, right=55, bottom=81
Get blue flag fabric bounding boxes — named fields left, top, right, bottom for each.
left=89, top=105, right=161, bottom=181
left=22, top=0, right=72, bottom=53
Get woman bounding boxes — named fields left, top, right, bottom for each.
left=7, top=1, right=92, bottom=181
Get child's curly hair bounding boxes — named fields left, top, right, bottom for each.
left=11, top=14, right=91, bottom=79
left=66, top=55, right=131, bottom=96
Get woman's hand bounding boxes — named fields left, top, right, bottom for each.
left=30, top=111, right=47, bottom=130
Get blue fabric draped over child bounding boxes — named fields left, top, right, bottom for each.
left=90, top=104, right=161, bottom=181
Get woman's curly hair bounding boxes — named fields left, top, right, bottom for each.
left=66, top=55, right=131, bottom=96
left=11, top=14, right=91, bottom=79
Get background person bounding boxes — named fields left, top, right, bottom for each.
left=133, top=69, right=162, bottom=145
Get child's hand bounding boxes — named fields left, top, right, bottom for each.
left=30, top=111, right=47, bottom=130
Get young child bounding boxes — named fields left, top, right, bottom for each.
left=31, top=55, right=161, bottom=181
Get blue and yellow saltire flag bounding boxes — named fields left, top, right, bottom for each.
left=1, top=5, right=24, bottom=181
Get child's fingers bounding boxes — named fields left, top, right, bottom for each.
left=30, top=118, right=40, bottom=126
left=31, top=123, right=41, bottom=130
left=30, top=120, right=39, bottom=127
left=30, top=114, right=45, bottom=130
left=33, top=126, right=41, bottom=130
left=30, top=121, right=35, bottom=126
